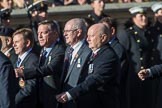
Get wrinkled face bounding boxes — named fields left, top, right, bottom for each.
left=0, top=0, right=13, bottom=8
left=63, top=22, right=79, bottom=46
left=87, top=27, right=102, bottom=51
left=155, top=9, right=162, bottom=23
left=13, top=34, right=27, bottom=56
left=38, top=24, right=56, bottom=47
left=133, top=13, right=148, bottom=28
left=92, top=0, right=105, bottom=12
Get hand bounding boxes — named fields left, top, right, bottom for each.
left=15, top=66, right=24, bottom=78
left=138, top=69, right=149, bottom=81
left=56, top=92, right=68, bottom=103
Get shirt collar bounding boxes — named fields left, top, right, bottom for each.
left=18, top=48, right=32, bottom=62
left=72, top=40, right=84, bottom=50
left=70, top=40, right=84, bottom=64
left=109, top=36, right=116, bottom=45
left=4, top=47, right=13, bottom=56
left=43, top=41, right=57, bottom=57
left=93, top=48, right=100, bottom=55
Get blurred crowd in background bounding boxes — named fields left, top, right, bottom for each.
left=1, top=0, right=162, bottom=108
left=0, top=0, right=161, bottom=9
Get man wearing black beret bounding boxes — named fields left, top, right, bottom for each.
left=0, top=26, right=17, bottom=65
left=0, top=33, right=18, bottom=108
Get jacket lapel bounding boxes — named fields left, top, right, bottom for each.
left=44, top=41, right=59, bottom=65
left=64, top=43, right=87, bottom=82
left=110, top=38, right=118, bottom=48
left=20, top=52, right=31, bottom=67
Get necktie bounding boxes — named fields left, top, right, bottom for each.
left=16, top=58, right=25, bottom=88
left=68, top=47, right=74, bottom=63
left=92, top=53, right=97, bottom=58
left=63, top=47, right=74, bottom=79
left=16, top=58, right=21, bottom=67
left=64, top=47, right=75, bottom=85
left=89, top=52, right=97, bottom=64
left=40, top=50, right=47, bottom=66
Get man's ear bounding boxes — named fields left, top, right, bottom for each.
left=101, top=34, right=109, bottom=43
left=111, top=27, right=116, bottom=36
left=76, top=29, right=82, bottom=38
left=26, top=39, right=31, bottom=48
left=6, top=37, right=12, bottom=45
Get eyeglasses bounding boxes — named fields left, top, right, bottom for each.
left=63, top=29, right=78, bottom=33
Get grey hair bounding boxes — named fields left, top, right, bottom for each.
left=70, top=18, right=87, bottom=36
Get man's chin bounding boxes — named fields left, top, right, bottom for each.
left=39, top=43, right=45, bottom=47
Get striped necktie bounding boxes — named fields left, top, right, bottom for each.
left=16, top=58, right=21, bottom=67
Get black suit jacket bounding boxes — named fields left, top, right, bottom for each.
left=15, top=50, right=39, bottom=108
left=110, top=37, right=129, bottom=108
left=68, top=44, right=120, bottom=108
left=0, top=51, right=18, bottom=108
left=150, top=64, right=162, bottom=78
left=23, top=41, right=66, bottom=108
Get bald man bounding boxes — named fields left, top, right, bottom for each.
left=56, top=23, right=120, bottom=108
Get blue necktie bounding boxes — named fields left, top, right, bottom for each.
left=40, top=50, right=47, bottom=66
left=16, top=58, right=21, bottom=67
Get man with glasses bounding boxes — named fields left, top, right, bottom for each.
left=56, top=18, right=91, bottom=108
left=57, top=23, right=120, bottom=108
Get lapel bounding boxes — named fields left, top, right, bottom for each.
left=39, top=49, right=44, bottom=65
left=20, top=52, right=31, bottom=67
left=64, top=43, right=90, bottom=82
left=40, top=41, right=59, bottom=65
left=110, top=38, right=118, bottom=48
left=8, top=48, right=13, bottom=57
left=68, top=44, right=86, bottom=73
left=92, top=44, right=109, bottom=63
